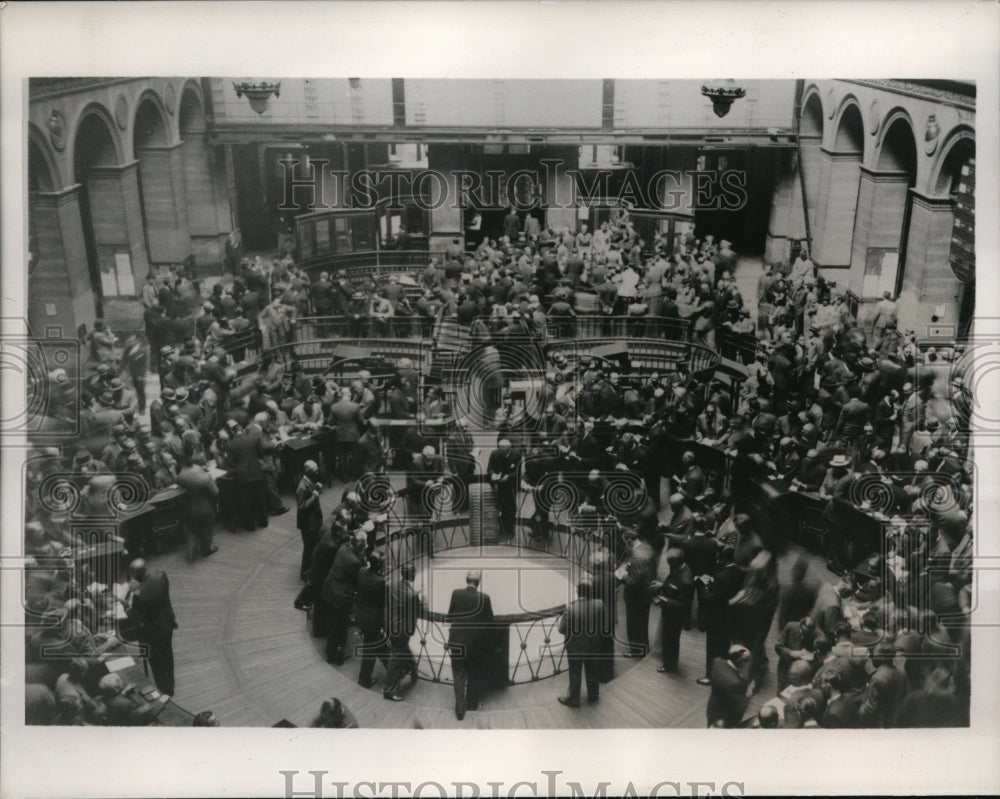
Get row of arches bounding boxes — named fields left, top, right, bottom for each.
left=29, top=82, right=206, bottom=192
left=28, top=80, right=228, bottom=333
left=796, top=82, right=974, bottom=331
left=800, top=86, right=974, bottom=198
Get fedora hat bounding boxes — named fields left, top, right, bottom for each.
left=829, top=454, right=851, bottom=468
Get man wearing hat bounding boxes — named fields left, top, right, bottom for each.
left=87, top=362, right=115, bottom=398
left=821, top=453, right=856, bottom=571
left=108, top=376, right=136, bottom=414
left=90, top=390, right=125, bottom=442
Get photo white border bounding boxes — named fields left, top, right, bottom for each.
left=2, top=2, right=999, bottom=796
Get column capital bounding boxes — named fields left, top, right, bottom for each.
left=819, top=147, right=863, bottom=162
left=858, top=165, right=911, bottom=183
left=34, top=183, right=83, bottom=208
left=909, top=189, right=956, bottom=212
left=84, top=160, right=140, bottom=179
left=136, top=141, right=186, bottom=155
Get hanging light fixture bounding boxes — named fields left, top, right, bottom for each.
left=233, top=81, right=282, bottom=114
left=701, top=80, right=747, bottom=118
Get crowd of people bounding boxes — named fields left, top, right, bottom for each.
left=22, top=206, right=973, bottom=728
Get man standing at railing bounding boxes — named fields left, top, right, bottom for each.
left=488, top=439, right=521, bottom=544
left=447, top=570, right=495, bottom=720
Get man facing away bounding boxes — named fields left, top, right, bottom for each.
left=446, top=570, right=495, bottom=720
left=558, top=578, right=606, bottom=708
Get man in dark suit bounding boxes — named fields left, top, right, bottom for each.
left=328, top=388, right=367, bottom=482
left=558, top=579, right=606, bottom=707
left=384, top=562, right=425, bottom=701
left=295, top=507, right=352, bottom=622
left=355, top=551, right=389, bottom=690
left=697, top=545, right=743, bottom=685
left=125, top=559, right=178, bottom=696
left=707, top=644, right=752, bottom=728
left=446, top=570, right=495, bottom=720
left=227, top=423, right=269, bottom=530
left=321, top=531, right=366, bottom=665
left=175, top=453, right=219, bottom=562
left=295, top=460, right=324, bottom=582
left=487, top=440, right=520, bottom=542
left=653, top=548, right=695, bottom=673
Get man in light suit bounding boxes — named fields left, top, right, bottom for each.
left=295, top=460, right=324, bottom=582
left=446, top=570, right=495, bottom=720
left=558, top=579, right=606, bottom=707
left=175, top=452, right=219, bottom=562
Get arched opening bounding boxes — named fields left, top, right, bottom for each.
left=74, top=109, right=123, bottom=316
left=134, top=97, right=170, bottom=147
left=135, top=93, right=191, bottom=264
left=935, top=136, right=976, bottom=333
left=810, top=102, right=865, bottom=268
left=179, top=87, right=206, bottom=135
left=935, top=136, right=975, bottom=196
left=877, top=116, right=917, bottom=174
left=801, top=93, right=824, bottom=139
left=834, top=104, right=864, bottom=154
left=27, top=136, right=57, bottom=301
left=855, top=116, right=918, bottom=306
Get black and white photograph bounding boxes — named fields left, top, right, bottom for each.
left=2, top=3, right=998, bottom=797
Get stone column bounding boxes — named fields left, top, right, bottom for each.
left=847, top=167, right=910, bottom=329
left=30, top=184, right=94, bottom=335
left=765, top=147, right=806, bottom=266
left=136, top=142, right=192, bottom=264
left=811, top=147, right=862, bottom=268
left=898, top=190, right=961, bottom=332
left=83, top=162, right=150, bottom=328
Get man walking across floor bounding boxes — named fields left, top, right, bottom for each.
left=558, top=578, right=606, bottom=708
left=295, top=460, right=324, bottom=582
left=446, top=570, right=495, bottom=720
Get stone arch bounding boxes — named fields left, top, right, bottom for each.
left=71, top=103, right=123, bottom=180
left=833, top=99, right=865, bottom=155
left=875, top=110, right=917, bottom=174
left=930, top=126, right=975, bottom=196
left=800, top=88, right=824, bottom=139
left=28, top=123, right=60, bottom=192
left=179, top=82, right=207, bottom=135
left=133, top=91, right=171, bottom=149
